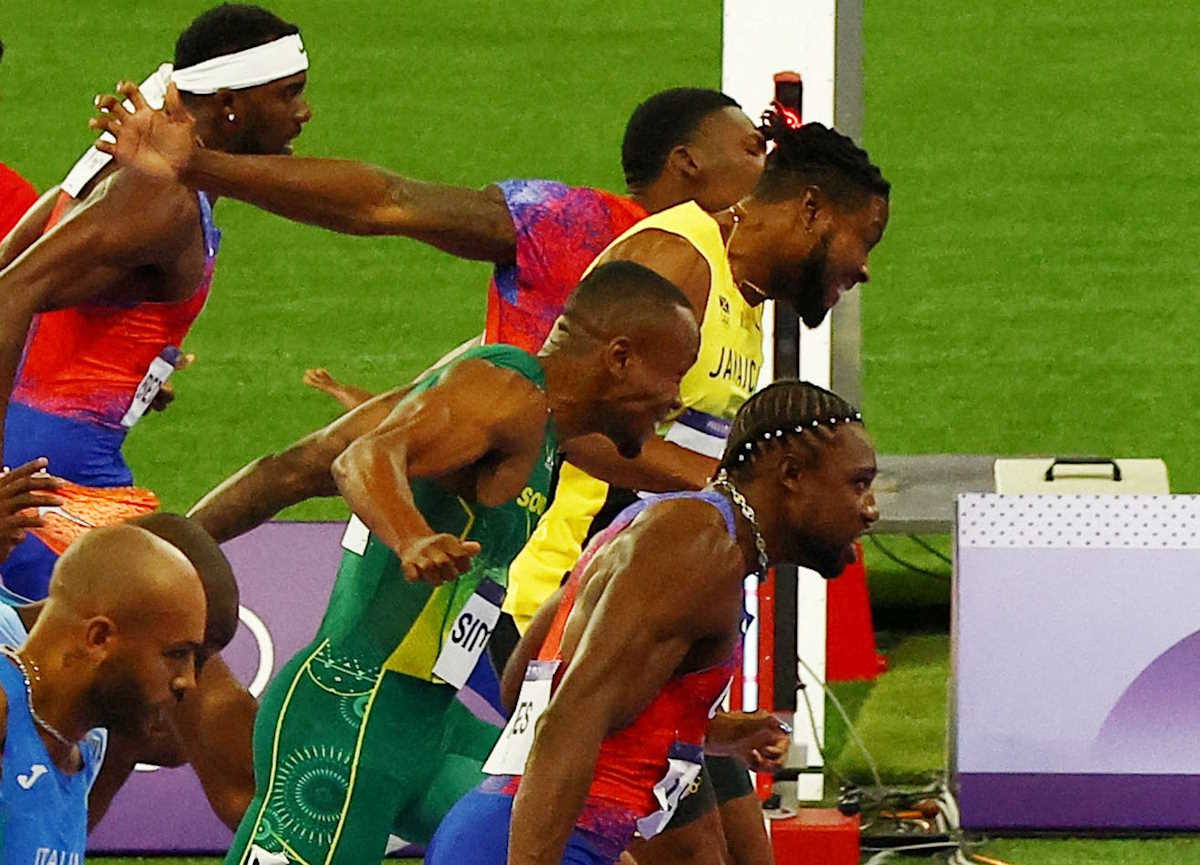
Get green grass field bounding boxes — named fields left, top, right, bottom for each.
left=5, top=0, right=1200, bottom=862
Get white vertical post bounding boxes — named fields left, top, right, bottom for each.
left=722, top=0, right=836, bottom=803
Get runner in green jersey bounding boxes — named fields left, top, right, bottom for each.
left=188, top=261, right=701, bottom=865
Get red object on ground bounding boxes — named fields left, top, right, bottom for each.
left=0, top=162, right=38, bottom=239
left=753, top=568, right=776, bottom=797
left=825, top=543, right=888, bottom=681
left=770, top=808, right=860, bottom=864
left=758, top=566, right=776, bottom=704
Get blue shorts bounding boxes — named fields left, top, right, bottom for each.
left=426, top=787, right=617, bottom=865
left=4, top=403, right=132, bottom=485
left=2, top=403, right=132, bottom=600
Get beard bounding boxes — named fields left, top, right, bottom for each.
left=84, top=661, right=157, bottom=738
left=769, top=236, right=831, bottom=329
left=795, top=535, right=857, bottom=579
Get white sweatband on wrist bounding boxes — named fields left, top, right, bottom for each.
left=62, top=63, right=174, bottom=198
left=171, top=33, right=308, bottom=95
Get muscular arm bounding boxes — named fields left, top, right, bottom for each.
left=564, top=435, right=717, bottom=493
left=188, top=387, right=407, bottom=542
left=172, top=656, right=257, bottom=831
left=88, top=657, right=257, bottom=832
left=96, top=83, right=518, bottom=261
left=190, top=333, right=487, bottom=541
left=0, top=172, right=193, bottom=452
left=509, top=506, right=737, bottom=865
left=331, top=358, right=545, bottom=560
left=0, top=186, right=61, bottom=270
left=183, top=151, right=518, bottom=261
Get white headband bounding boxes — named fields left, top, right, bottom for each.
left=62, top=35, right=307, bottom=197
left=171, top=33, right=308, bottom=95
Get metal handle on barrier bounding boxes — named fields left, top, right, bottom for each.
left=1043, top=457, right=1122, bottom=483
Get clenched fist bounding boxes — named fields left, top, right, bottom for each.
left=399, top=533, right=482, bottom=585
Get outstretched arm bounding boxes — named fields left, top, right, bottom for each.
left=188, top=387, right=408, bottom=542
left=509, top=507, right=735, bottom=865
left=192, top=333, right=487, bottom=541
left=332, top=358, right=545, bottom=583
left=92, top=83, right=517, bottom=262
left=564, top=434, right=717, bottom=493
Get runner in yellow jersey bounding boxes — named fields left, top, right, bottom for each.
left=506, top=115, right=892, bottom=865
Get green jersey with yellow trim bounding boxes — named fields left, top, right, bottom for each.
left=315, top=344, right=557, bottom=683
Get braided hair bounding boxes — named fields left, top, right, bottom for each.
left=719, top=380, right=863, bottom=476
left=756, top=112, right=890, bottom=206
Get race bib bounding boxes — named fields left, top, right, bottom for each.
left=482, top=658, right=560, bottom=776
left=635, top=741, right=706, bottom=839
left=710, top=676, right=733, bottom=719
left=432, top=577, right=505, bottom=690
left=120, top=347, right=181, bottom=429
left=341, top=514, right=371, bottom=555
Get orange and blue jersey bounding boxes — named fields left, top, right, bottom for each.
left=485, top=180, right=646, bottom=353
left=5, top=190, right=219, bottom=484
left=1, top=190, right=218, bottom=601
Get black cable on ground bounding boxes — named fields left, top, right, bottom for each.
left=908, top=533, right=952, bottom=566
left=867, top=534, right=951, bottom=582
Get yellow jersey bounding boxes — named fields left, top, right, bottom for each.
left=504, top=201, right=763, bottom=629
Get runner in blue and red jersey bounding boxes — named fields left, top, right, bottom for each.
left=0, top=4, right=312, bottom=599
left=425, top=380, right=880, bottom=865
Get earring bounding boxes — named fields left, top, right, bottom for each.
left=227, top=112, right=236, bottom=122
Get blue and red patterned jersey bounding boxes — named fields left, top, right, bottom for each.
left=485, top=180, right=647, bottom=353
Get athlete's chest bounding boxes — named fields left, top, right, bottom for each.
left=51, top=195, right=210, bottom=310
left=89, top=240, right=208, bottom=310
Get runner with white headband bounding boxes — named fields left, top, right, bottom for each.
left=63, top=32, right=309, bottom=197
left=0, top=1, right=310, bottom=832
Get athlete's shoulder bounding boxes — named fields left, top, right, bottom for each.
left=456, top=344, right=545, bottom=388
left=84, top=167, right=201, bottom=234
left=498, top=179, right=635, bottom=221
left=496, top=178, right=572, bottom=205
left=642, top=493, right=738, bottom=540
left=600, top=225, right=711, bottom=315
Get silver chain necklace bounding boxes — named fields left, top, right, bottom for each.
left=0, top=646, right=74, bottom=749
left=712, top=470, right=770, bottom=579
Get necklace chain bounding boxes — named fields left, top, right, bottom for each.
left=0, top=646, right=74, bottom=749
left=712, top=470, right=770, bottom=578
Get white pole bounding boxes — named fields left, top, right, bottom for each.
left=722, top=0, right=836, bottom=803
